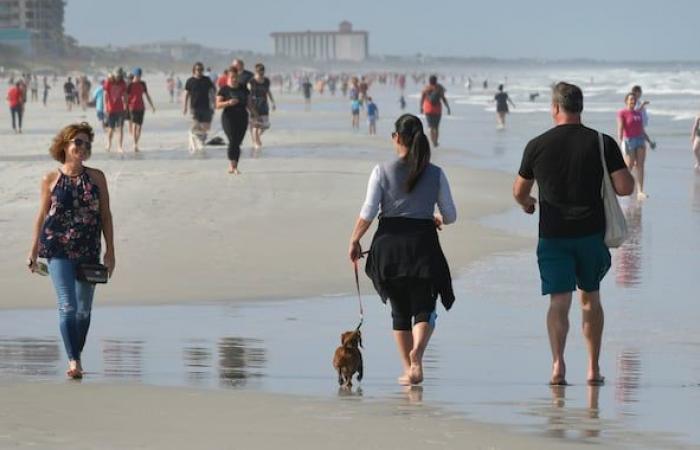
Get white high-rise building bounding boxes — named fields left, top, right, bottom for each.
left=271, top=21, right=368, bottom=62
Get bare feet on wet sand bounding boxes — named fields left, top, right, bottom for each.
left=550, top=362, right=567, bottom=385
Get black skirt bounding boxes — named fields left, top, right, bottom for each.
left=364, top=217, right=455, bottom=310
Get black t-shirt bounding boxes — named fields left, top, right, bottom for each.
left=238, top=70, right=254, bottom=92
left=302, top=82, right=312, bottom=98
left=185, top=76, right=215, bottom=111
left=495, top=92, right=509, bottom=111
left=217, top=85, right=248, bottom=115
left=518, top=124, right=627, bottom=238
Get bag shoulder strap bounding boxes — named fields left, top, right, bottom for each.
left=598, top=132, right=609, bottom=198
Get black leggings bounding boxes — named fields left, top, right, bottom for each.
left=385, top=277, right=437, bottom=331
left=10, top=106, right=22, bottom=130
left=221, top=109, right=248, bottom=162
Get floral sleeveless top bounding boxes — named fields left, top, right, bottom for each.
left=39, top=169, right=101, bottom=262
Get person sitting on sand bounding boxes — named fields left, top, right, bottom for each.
left=27, top=122, right=115, bottom=379
left=513, top=82, right=634, bottom=386
left=349, top=113, right=457, bottom=386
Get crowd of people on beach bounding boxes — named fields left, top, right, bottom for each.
left=6, top=59, right=697, bottom=385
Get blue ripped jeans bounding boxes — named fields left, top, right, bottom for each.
left=48, top=258, right=96, bottom=361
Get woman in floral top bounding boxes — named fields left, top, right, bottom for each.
left=27, top=122, right=115, bottom=379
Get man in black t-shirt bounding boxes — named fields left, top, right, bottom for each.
left=513, top=82, right=634, bottom=387
left=183, top=62, right=216, bottom=152
left=231, top=59, right=254, bottom=93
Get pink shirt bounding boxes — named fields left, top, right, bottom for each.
left=618, top=108, right=644, bottom=138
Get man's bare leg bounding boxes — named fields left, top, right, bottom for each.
left=106, top=128, right=113, bottom=152
left=117, top=124, right=125, bottom=153
left=394, top=330, right=413, bottom=385
left=430, top=127, right=439, bottom=147
left=133, top=124, right=142, bottom=151
left=580, top=290, right=605, bottom=384
left=547, top=292, right=572, bottom=385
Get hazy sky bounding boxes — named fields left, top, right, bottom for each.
left=65, top=0, right=698, bottom=61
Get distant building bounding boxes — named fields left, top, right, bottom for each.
left=0, top=0, right=65, bottom=55
left=129, top=40, right=203, bottom=62
left=270, top=21, right=368, bottom=62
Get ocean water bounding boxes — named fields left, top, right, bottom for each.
left=2, top=63, right=699, bottom=448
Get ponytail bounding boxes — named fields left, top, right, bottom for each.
left=394, top=114, right=431, bottom=192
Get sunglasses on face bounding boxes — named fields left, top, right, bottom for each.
left=70, top=138, right=92, bottom=150
left=391, top=132, right=398, bottom=138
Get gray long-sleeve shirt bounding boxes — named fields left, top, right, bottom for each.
left=359, top=159, right=457, bottom=224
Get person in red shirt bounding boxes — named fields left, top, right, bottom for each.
left=419, top=75, right=451, bottom=147
left=6, top=81, right=25, bottom=133
left=217, top=69, right=229, bottom=89
left=126, top=68, right=156, bottom=152
left=104, top=68, right=128, bottom=152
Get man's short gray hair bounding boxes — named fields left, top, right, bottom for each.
left=552, top=82, right=583, bottom=114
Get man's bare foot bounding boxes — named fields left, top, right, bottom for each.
left=587, top=375, right=605, bottom=386
left=228, top=168, right=240, bottom=175
left=118, top=147, right=124, bottom=153
left=550, top=361, right=566, bottom=385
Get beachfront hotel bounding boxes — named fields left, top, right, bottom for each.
left=0, top=0, right=65, bottom=55
left=270, top=21, right=369, bottom=62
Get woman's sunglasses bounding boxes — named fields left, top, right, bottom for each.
left=70, top=138, right=92, bottom=150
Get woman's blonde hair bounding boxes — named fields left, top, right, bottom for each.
left=49, top=122, right=94, bottom=163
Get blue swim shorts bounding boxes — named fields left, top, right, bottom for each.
left=624, top=136, right=646, bottom=154
left=536, top=233, right=611, bottom=295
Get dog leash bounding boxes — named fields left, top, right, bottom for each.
left=353, top=251, right=369, bottom=331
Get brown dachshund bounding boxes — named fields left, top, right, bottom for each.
left=332, top=330, right=363, bottom=388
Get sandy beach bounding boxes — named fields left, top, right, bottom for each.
left=0, top=90, right=527, bottom=310
left=2, top=71, right=699, bottom=450
left=0, top=78, right=543, bottom=449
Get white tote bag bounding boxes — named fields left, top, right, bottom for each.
left=599, top=132, right=628, bottom=248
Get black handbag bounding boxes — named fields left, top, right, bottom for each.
left=76, top=263, right=109, bottom=284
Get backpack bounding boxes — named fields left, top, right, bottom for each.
left=428, top=88, right=441, bottom=106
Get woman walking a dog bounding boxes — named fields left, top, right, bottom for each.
left=348, top=113, right=457, bottom=385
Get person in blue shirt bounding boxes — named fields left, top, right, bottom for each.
left=351, top=98, right=361, bottom=130
left=91, top=79, right=106, bottom=131
left=366, top=97, right=378, bottom=135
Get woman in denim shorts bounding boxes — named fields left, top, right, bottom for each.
left=617, top=93, right=655, bottom=200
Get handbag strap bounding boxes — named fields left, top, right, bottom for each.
left=598, top=132, right=610, bottom=198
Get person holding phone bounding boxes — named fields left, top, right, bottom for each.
left=28, top=122, right=115, bottom=379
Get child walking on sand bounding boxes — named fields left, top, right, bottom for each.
left=366, top=97, right=378, bottom=135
